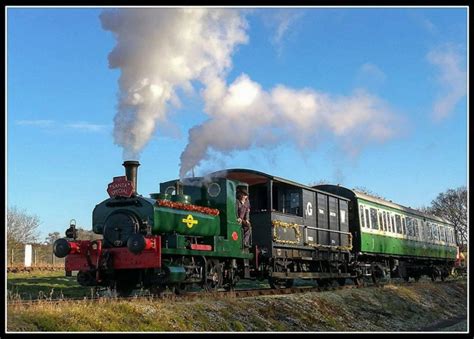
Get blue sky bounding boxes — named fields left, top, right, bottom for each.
left=6, top=7, right=468, bottom=241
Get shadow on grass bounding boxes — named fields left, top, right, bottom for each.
left=7, top=272, right=93, bottom=300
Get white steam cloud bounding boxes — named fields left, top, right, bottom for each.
left=179, top=74, right=399, bottom=178
left=100, top=8, right=248, bottom=159
left=100, top=8, right=400, bottom=178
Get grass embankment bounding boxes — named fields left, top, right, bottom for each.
left=7, top=272, right=467, bottom=332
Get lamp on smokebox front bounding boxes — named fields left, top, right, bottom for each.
left=127, top=234, right=153, bottom=254
left=65, top=219, right=77, bottom=240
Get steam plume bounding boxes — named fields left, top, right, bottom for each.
left=179, top=74, right=399, bottom=178
left=100, top=8, right=248, bottom=159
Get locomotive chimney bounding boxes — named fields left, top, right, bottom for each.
left=123, top=160, right=140, bottom=194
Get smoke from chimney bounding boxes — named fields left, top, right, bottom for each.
left=100, top=8, right=248, bottom=160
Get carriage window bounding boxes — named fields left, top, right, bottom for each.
left=428, top=223, right=434, bottom=242
left=439, top=226, right=445, bottom=242
left=413, top=219, right=419, bottom=238
left=382, top=211, right=388, bottom=232
left=365, top=209, right=371, bottom=229
left=426, top=223, right=432, bottom=242
left=431, top=223, right=439, bottom=241
left=379, top=211, right=386, bottom=231
left=395, top=215, right=402, bottom=234
left=385, top=212, right=393, bottom=232
left=370, top=208, right=378, bottom=230
left=360, top=205, right=366, bottom=227
left=402, top=217, right=406, bottom=235
left=391, top=215, right=396, bottom=233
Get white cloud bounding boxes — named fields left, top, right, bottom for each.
left=65, top=122, right=110, bottom=132
left=16, top=119, right=109, bottom=133
left=15, top=120, right=55, bottom=128
left=357, top=63, right=386, bottom=85
left=427, top=44, right=467, bottom=121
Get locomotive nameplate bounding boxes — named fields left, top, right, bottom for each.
left=107, top=176, right=134, bottom=198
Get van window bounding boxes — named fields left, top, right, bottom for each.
left=273, top=183, right=302, bottom=216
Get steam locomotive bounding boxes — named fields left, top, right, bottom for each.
left=53, top=161, right=458, bottom=296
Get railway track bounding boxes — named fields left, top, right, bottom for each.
left=7, top=278, right=464, bottom=306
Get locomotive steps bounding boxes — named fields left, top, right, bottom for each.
left=7, top=278, right=467, bottom=332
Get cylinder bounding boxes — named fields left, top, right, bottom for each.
left=123, top=160, right=140, bottom=194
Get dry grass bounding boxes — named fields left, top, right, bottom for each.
left=7, top=278, right=467, bottom=332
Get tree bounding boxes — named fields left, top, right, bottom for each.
left=76, top=228, right=102, bottom=241
left=7, top=206, right=40, bottom=248
left=424, top=186, right=467, bottom=250
left=45, top=232, right=62, bottom=245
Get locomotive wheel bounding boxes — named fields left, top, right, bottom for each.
left=203, top=259, right=222, bottom=292
left=268, top=277, right=294, bottom=289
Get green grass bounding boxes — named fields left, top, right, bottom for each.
left=7, top=270, right=93, bottom=300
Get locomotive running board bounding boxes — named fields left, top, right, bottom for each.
left=270, top=272, right=353, bottom=279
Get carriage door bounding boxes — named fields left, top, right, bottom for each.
left=339, top=200, right=350, bottom=248
left=303, top=190, right=316, bottom=245
left=328, top=196, right=340, bottom=246
left=317, top=193, right=329, bottom=246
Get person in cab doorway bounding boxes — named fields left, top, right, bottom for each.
left=236, top=187, right=251, bottom=248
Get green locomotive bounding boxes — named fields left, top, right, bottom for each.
left=54, top=161, right=253, bottom=295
